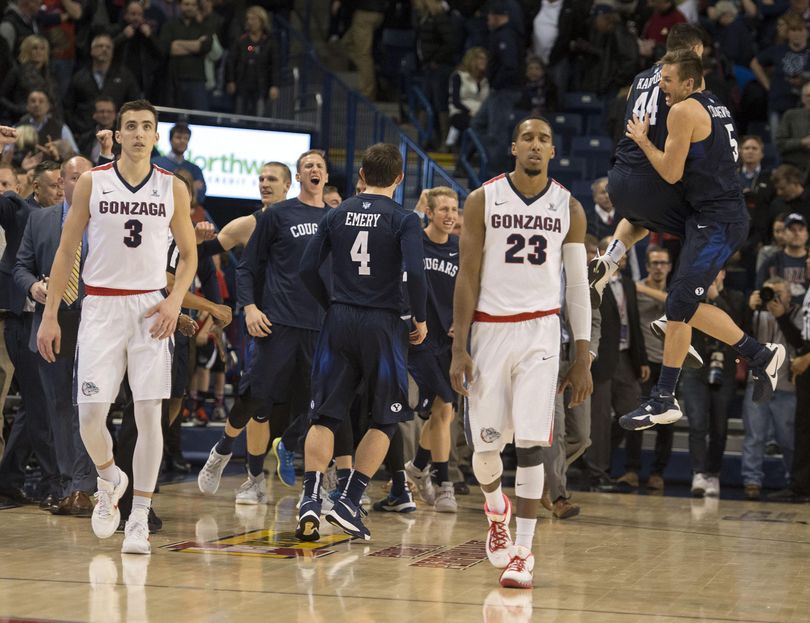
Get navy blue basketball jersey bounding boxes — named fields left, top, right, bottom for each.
left=614, top=65, right=669, bottom=169
left=682, top=91, right=746, bottom=223
left=419, top=232, right=458, bottom=348
left=236, top=197, right=328, bottom=331
left=300, top=193, right=428, bottom=322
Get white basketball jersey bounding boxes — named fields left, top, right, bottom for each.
left=83, top=162, right=175, bottom=290
left=477, top=174, right=570, bottom=316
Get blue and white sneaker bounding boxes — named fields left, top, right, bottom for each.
left=271, top=438, right=296, bottom=488
left=372, top=482, right=417, bottom=513
left=619, top=387, right=682, bottom=431
left=750, top=343, right=786, bottom=404
left=326, top=497, right=371, bottom=541
left=295, top=495, right=322, bottom=542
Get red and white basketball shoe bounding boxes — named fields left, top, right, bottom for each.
left=499, top=545, right=534, bottom=589
left=484, top=493, right=513, bottom=568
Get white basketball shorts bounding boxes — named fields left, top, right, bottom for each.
left=74, top=290, right=173, bottom=404
left=466, top=314, right=560, bottom=452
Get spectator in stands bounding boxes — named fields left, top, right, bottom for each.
left=777, top=81, right=810, bottom=177
left=751, top=13, right=810, bottom=141
left=571, top=4, right=639, bottom=96
left=76, top=96, right=117, bottom=163
left=39, top=0, right=82, bottom=98
left=617, top=245, right=675, bottom=494
left=791, top=0, right=810, bottom=31
left=471, top=1, right=523, bottom=172
left=65, top=34, right=141, bottom=136
left=112, top=0, right=165, bottom=101
left=517, top=56, right=558, bottom=117
left=743, top=0, right=789, bottom=50
left=0, top=35, right=59, bottom=124
left=706, top=1, right=754, bottom=67
left=340, top=0, right=387, bottom=100
left=738, top=134, right=776, bottom=262
left=531, top=0, right=591, bottom=98
left=226, top=6, right=279, bottom=117
left=640, top=0, right=687, bottom=62
left=586, top=176, right=617, bottom=241
left=16, top=90, right=78, bottom=157
left=0, top=0, right=40, bottom=57
left=152, top=123, right=207, bottom=204
left=757, top=213, right=788, bottom=271
left=769, top=164, right=810, bottom=225
left=446, top=46, right=488, bottom=151
left=160, top=0, right=213, bottom=109
left=742, top=277, right=798, bottom=499
left=757, top=212, right=810, bottom=305
left=414, top=0, right=460, bottom=151
left=323, top=184, right=342, bottom=208
left=583, top=238, right=648, bottom=493
left=680, top=268, right=743, bottom=499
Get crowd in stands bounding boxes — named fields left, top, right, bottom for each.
left=1, top=0, right=810, bottom=513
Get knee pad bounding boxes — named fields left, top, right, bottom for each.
left=665, top=283, right=700, bottom=323
left=514, top=445, right=543, bottom=467
left=472, top=451, right=503, bottom=486
left=515, top=463, right=544, bottom=500
left=227, top=395, right=263, bottom=429
left=252, top=412, right=269, bottom=423
left=369, top=421, right=399, bottom=440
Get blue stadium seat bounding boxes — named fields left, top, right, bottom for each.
left=563, top=92, right=603, bottom=115
left=550, top=113, right=583, bottom=151
left=548, top=157, right=587, bottom=188
left=571, top=179, right=593, bottom=199
left=571, top=135, right=613, bottom=178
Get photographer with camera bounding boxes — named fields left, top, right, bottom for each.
left=742, top=277, right=798, bottom=500
left=757, top=213, right=810, bottom=307
left=679, top=269, right=744, bottom=498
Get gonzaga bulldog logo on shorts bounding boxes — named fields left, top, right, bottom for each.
left=82, top=381, right=100, bottom=396
left=480, top=427, right=501, bottom=443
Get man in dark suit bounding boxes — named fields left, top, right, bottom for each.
left=13, top=156, right=96, bottom=515
left=582, top=240, right=649, bottom=491
left=0, top=127, right=60, bottom=507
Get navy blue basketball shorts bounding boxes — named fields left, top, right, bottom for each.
left=171, top=332, right=190, bottom=399
left=408, top=346, right=455, bottom=419
left=608, top=164, right=691, bottom=238
left=238, top=323, right=318, bottom=402
left=196, top=339, right=225, bottom=373
left=667, top=216, right=749, bottom=323
left=309, top=303, right=412, bottom=429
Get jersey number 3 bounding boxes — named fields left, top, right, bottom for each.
left=124, top=219, right=143, bottom=248
left=505, top=233, right=547, bottom=265
left=350, top=230, right=371, bottom=275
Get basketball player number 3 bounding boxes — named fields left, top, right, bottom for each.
left=123, top=219, right=143, bottom=248
left=505, top=233, right=547, bottom=265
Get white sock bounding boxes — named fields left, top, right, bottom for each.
left=446, top=126, right=460, bottom=146
left=605, top=240, right=627, bottom=265
left=515, top=517, right=536, bottom=550
left=132, top=495, right=151, bottom=521
left=97, top=463, right=120, bottom=485
left=133, top=399, right=164, bottom=493
left=483, top=486, right=506, bottom=514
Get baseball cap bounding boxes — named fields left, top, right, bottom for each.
left=784, top=212, right=808, bottom=228
left=487, top=1, right=509, bottom=15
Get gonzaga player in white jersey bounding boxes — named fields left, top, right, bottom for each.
left=451, top=116, right=592, bottom=589
left=37, top=100, right=197, bottom=555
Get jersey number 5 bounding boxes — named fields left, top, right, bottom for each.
left=724, top=123, right=739, bottom=161
left=632, top=86, right=659, bottom=126
left=124, top=219, right=143, bottom=248
left=350, top=230, right=371, bottom=275
left=505, top=233, right=547, bottom=265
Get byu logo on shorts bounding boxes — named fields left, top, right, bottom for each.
left=310, top=400, right=315, bottom=409
left=82, top=381, right=100, bottom=397
left=695, top=287, right=705, bottom=296
left=390, top=403, right=403, bottom=413
left=480, top=427, right=501, bottom=443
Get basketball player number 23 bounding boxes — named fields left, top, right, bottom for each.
left=505, top=234, right=547, bottom=265
left=123, top=219, right=143, bottom=248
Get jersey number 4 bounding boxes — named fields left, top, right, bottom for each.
left=632, top=87, right=659, bottom=125
left=350, top=230, right=371, bottom=275
left=505, top=233, right=547, bottom=265
left=124, top=219, right=143, bottom=248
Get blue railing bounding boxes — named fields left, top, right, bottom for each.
left=274, top=17, right=468, bottom=208
left=458, top=129, right=490, bottom=189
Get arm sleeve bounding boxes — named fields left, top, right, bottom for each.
left=236, top=209, right=273, bottom=309
left=563, top=242, right=592, bottom=342
left=400, top=212, right=427, bottom=323
left=197, top=237, right=225, bottom=259
left=12, top=216, right=39, bottom=297
left=298, top=213, right=332, bottom=310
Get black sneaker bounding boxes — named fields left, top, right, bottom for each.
left=296, top=495, right=322, bottom=542
left=750, top=343, right=786, bottom=404
left=588, top=254, right=618, bottom=309
left=619, top=386, right=682, bottom=431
